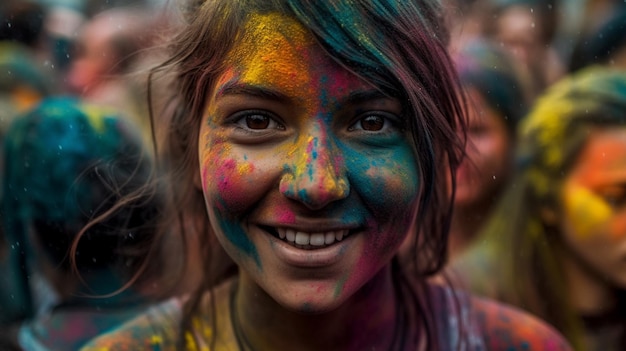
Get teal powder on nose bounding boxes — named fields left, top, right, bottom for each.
left=217, top=215, right=261, bottom=268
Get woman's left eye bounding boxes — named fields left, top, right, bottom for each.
left=233, top=111, right=285, bottom=131
left=348, top=113, right=399, bottom=133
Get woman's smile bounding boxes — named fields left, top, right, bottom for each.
left=264, top=226, right=352, bottom=249
left=259, top=225, right=358, bottom=268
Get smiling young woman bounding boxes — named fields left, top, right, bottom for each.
left=79, top=1, right=573, bottom=350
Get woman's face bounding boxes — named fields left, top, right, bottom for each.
left=493, top=5, right=543, bottom=70
left=455, top=88, right=512, bottom=208
left=560, top=128, right=626, bottom=288
left=198, top=13, right=420, bottom=313
left=66, top=18, right=116, bottom=95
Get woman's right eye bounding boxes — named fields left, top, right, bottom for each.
left=232, top=111, right=285, bottom=131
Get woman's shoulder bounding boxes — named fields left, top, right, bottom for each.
left=427, top=283, right=572, bottom=351
left=80, top=279, right=236, bottom=351
left=471, top=296, right=573, bottom=351
left=79, top=297, right=183, bottom=351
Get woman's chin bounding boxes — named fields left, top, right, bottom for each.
left=267, top=283, right=350, bottom=316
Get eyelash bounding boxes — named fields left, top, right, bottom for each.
left=231, top=110, right=285, bottom=132
left=347, top=112, right=402, bottom=134
left=228, top=110, right=403, bottom=137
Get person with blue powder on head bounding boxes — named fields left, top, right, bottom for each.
left=0, top=97, right=164, bottom=350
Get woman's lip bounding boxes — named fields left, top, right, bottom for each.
left=267, top=230, right=355, bottom=268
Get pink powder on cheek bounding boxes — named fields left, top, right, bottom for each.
left=275, top=206, right=296, bottom=224
left=202, top=158, right=257, bottom=213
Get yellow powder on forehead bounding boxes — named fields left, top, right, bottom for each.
left=563, top=184, right=612, bottom=239
left=228, top=13, right=314, bottom=95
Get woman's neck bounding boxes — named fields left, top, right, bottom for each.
left=234, top=266, right=402, bottom=351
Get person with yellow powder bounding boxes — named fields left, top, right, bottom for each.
left=452, top=66, right=626, bottom=351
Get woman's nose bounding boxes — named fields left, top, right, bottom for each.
left=280, top=135, right=349, bottom=210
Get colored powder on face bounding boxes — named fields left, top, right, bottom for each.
left=275, top=206, right=296, bottom=224
left=237, top=161, right=254, bottom=174
left=333, top=274, right=349, bottom=298
left=284, top=131, right=349, bottom=205
left=305, top=136, right=317, bottom=180
left=216, top=214, right=261, bottom=268
left=563, top=184, right=612, bottom=239
left=230, top=13, right=314, bottom=100
left=210, top=158, right=256, bottom=212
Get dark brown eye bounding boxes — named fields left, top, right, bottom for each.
left=246, top=114, right=270, bottom=129
left=233, top=110, right=284, bottom=132
left=360, top=115, right=385, bottom=131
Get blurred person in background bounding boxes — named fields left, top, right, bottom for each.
left=569, top=6, right=626, bottom=73
left=0, top=97, right=164, bottom=350
left=448, top=39, right=530, bottom=259
left=0, top=0, right=53, bottom=145
left=452, top=67, right=626, bottom=351
left=443, top=0, right=490, bottom=54
left=66, top=6, right=158, bottom=147
left=484, top=0, right=565, bottom=99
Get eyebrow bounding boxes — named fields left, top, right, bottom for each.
left=216, top=81, right=393, bottom=106
left=343, top=90, right=391, bottom=105
left=216, top=82, right=292, bottom=103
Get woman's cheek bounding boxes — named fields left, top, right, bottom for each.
left=202, top=157, right=257, bottom=214
left=201, top=154, right=263, bottom=267
left=562, top=184, right=612, bottom=240
left=347, top=148, right=419, bottom=219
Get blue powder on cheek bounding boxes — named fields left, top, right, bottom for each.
left=215, top=215, right=261, bottom=268
left=341, top=143, right=419, bottom=212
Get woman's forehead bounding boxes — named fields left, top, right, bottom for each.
left=227, top=12, right=313, bottom=68
left=215, top=12, right=375, bottom=109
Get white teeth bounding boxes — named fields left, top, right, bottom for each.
left=273, top=228, right=350, bottom=248
left=277, top=228, right=286, bottom=239
left=310, top=233, right=325, bottom=246
left=295, top=232, right=309, bottom=245
left=324, top=232, right=335, bottom=244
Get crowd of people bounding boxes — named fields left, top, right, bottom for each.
left=0, top=0, right=625, bottom=350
